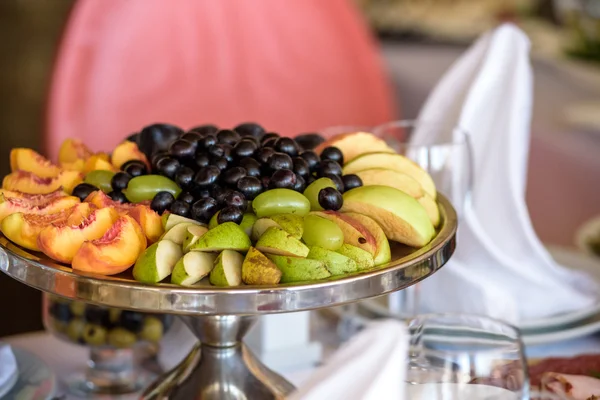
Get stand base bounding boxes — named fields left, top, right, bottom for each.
left=142, top=316, right=295, bottom=399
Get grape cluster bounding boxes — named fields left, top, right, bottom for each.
left=116, top=123, right=361, bottom=222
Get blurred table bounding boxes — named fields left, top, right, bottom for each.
left=382, top=41, right=600, bottom=247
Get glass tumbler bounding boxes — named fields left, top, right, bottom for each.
left=43, top=293, right=173, bottom=397
left=406, top=313, right=529, bottom=400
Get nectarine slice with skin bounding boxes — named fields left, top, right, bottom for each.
left=0, top=188, right=68, bottom=205
left=38, top=207, right=119, bottom=263
left=0, top=203, right=91, bottom=251
left=127, top=204, right=164, bottom=243
left=2, top=170, right=82, bottom=195
left=84, top=155, right=118, bottom=173
left=59, top=138, right=92, bottom=165
left=309, top=211, right=377, bottom=256
left=111, top=141, right=150, bottom=170
left=10, top=148, right=61, bottom=178
left=0, top=193, right=80, bottom=223
left=72, top=215, right=147, bottom=275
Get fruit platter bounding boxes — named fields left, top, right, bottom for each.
left=0, top=122, right=457, bottom=398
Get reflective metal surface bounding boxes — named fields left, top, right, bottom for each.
left=142, top=315, right=295, bottom=400
left=0, top=195, right=457, bottom=315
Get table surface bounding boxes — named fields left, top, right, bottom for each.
left=3, top=310, right=600, bottom=399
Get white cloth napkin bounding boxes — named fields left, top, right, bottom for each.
left=0, top=342, right=18, bottom=393
left=413, top=23, right=599, bottom=323
left=288, top=320, right=407, bottom=400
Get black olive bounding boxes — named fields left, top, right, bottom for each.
left=119, top=310, right=145, bottom=333
left=191, top=197, right=219, bottom=223
left=72, top=183, right=98, bottom=202
left=341, top=174, right=363, bottom=191
left=150, top=191, right=175, bottom=214
left=217, top=206, right=244, bottom=225
left=318, top=187, right=343, bottom=211
left=236, top=176, right=263, bottom=200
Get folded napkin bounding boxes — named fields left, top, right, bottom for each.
left=0, top=343, right=18, bottom=393
left=413, top=23, right=599, bottom=323
left=288, top=320, right=407, bottom=400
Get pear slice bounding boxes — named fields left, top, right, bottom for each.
left=208, top=211, right=220, bottom=230
left=162, top=213, right=203, bottom=231
left=190, top=222, right=251, bottom=252
left=182, top=224, right=209, bottom=253
left=209, top=250, right=244, bottom=286
left=341, top=185, right=435, bottom=247
left=242, top=247, right=282, bottom=285
left=354, top=168, right=424, bottom=198
left=251, top=218, right=279, bottom=241
left=336, top=244, right=374, bottom=271
left=267, top=254, right=331, bottom=283
left=161, top=222, right=198, bottom=245
left=255, top=227, right=309, bottom=257
left=240, top=213, right=257, bottom=237
left=417, top=194, right=440, bottom=227
left=171, top=251, right=217, bottom=286
left=133, top=240, right=182, bottom=283
left=342, top=152, right=436, bottom=199
left=307, top=246, right=358, bottom=276
left=270, top=214, right=303, bottom=239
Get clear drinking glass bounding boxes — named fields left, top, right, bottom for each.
left=406, top=313, right=529, bottom=400
left=372, top=120, right=473, bottom=319
left=42, top=293, right=174, bottom=397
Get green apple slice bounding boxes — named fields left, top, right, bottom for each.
left=182, top=224, right=209, bottom=253
left=133, top=240, right=182, bottom=283
left=171, top=251, right=217, bottom=286
left=162, top=213, right=203, bottom=231
left=353, top=168, right=424, bottom=198
left=307, top=246, right=358, bottom=276
left=209, top=250, right=244, bottom=286
left=161, top=222, right=198, bottom=245
left=341, top=185, right=435, bottom=247
left=255, top=227, right=309, bottom=257
left=266, top=254, right=331, bottom=283
left=241, top=247, right=282, bottom=285
left=342, top=152, right=436, bottom=198
left=336, top=244, right=374, bottom=271
left=342, top=212, right=391, bottom=266
left=190, top=222, right=251, bottom=252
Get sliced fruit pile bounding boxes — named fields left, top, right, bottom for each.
left=0, top=122, right=440, bottom=286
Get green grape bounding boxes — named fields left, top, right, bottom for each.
left=123, top=175, right=181, bottom=203
left=108, top=327, right=138, bottom=348
left=84, top=170, right=115, bottom=193
left=82, top=324, right=107, bottom=346
left=69, top=301, right=85, bottom=317
left=303, top=178, right=336, bottom=211
left=252, top=189, right=310, bottom=218
left=302, top=214, right=344, bottom=250
left=139, top=317, right=164, bottom=343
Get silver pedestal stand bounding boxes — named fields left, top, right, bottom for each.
left=0, top=196, right=457, bottom=400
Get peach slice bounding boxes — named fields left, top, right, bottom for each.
left=38, top=207, right=119, bottom=263
left=111, top=141, right=150, bottom=170
left=58, top=138, right=93, bottom=166
left=1, top=203, right=91, bottom=251
left=10, top=148, right=61, bottom=178
left=72, top=215, right=147, bottom=275
left=2, top=170, right=83, bottom=195
left=84, top=190, right=125, bottom=209
left=0, top=193, right=80, bottom=223
left=127, top=204, right=164, bottom=243
left=0, top=189, right=68, bottom=205
left=83, top=155, right=118, bottom=173
left=310, top=210, right=377, bottom=256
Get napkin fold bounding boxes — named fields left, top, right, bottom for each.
left=0, top=343, right=18, bottom=393
left=288, top=320, right=407, bottom=400
left=413, top=23, right=599, bottom=323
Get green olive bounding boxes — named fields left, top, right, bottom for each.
left=303, top=178, right=336, bottom=211
left=84, top=170, right=115, bottom=193
left=109, top=308, right=121, bottom=324
left=139, top=317, right=164, bottom=343
left=252, top=189, right=310, bottom=218
left=123, top=175, right=181, bottom=203
left=82, top=323, right=107, bottom=346
left=108, top=328, right=138, bottom=348
left=69, top=301, right=86, bottom=317
left=67, top=319, right=85, bottom=342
